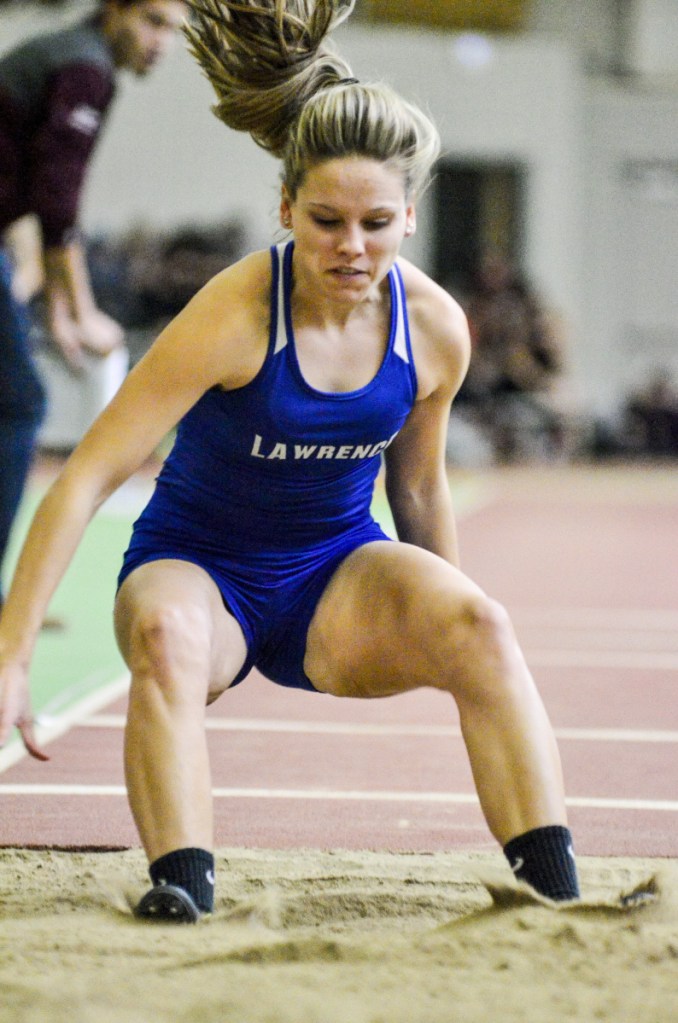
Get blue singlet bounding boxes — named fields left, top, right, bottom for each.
left=118, top=241, right=417, bottom=690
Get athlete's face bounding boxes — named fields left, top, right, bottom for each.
left=281, top=157, right=417, bottom=304
left=104, top=1, right=187, bottom=77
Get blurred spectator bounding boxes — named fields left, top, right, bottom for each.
left=452, top=248, right=567, bottom=462
left=0, top=0, right=187, bottom=616
left=86, top=218, right=248, bottom=363
left=129, top=221, right=247, bottom=322
left=624, top=372, right=678, bottom=457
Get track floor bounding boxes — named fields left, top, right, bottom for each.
left=2, top=463, right=677, bottom=858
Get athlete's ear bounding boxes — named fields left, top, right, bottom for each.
left=404, top=204, right=417, bottom=238
left=280, top=187, right=293, bottom=231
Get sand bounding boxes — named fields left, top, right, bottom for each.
left=0, top=847, right=676, bottom=1022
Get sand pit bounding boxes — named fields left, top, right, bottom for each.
left=1, top=847, right=676, bottom=1022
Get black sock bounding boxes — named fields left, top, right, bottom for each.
left=149, top=847, right=215, bottom=913
left=503, top=825, right=579, bottom=901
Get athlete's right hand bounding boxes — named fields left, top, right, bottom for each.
left=0, top=658, right=50, bottom=762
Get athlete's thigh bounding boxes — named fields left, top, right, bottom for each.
left=304, top=540, right=487, bottom=698
left=114, top=558, right=248, bottom=699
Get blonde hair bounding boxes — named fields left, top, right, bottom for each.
left=184, top=0, right=440, bottom=199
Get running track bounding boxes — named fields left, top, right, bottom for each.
left=1, top=464, right=677, bottom=858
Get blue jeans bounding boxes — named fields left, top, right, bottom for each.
left=0, top=247, right=46, bottom=600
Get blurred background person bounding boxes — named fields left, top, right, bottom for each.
left=452, top=248, right=567, bottom=463
left=0, top=0, right=187, bottom=616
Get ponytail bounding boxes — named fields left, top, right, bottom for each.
left=184, top=1, right=439, bottom=198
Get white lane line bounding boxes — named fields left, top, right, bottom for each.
left=1, top=783, right=677, bottom=813
left=511, top=608, right=678, bottom=631
left=0, top=784, right=128, bottom=796
left=518, top=630, right=678, bottom=651
left=566, top=796, right=678, bottom=811
left=0, top=674, right=130, bottom=775
left=82, top=715, right=678, bottom=744
left=524, top=650, right=678, bottom=670
left=555, top=727, right=678, bottom=743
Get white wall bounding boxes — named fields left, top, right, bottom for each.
left=582, top=84, right=678, bottom=411
left=624, top=0, right=678, bottom=78
left=529, top=0, right=623, bottom=73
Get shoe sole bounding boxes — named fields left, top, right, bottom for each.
left=134, top=884, right=201, bottom=923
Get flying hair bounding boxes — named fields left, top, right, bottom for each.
left=183, top=0, right=440, bottom=199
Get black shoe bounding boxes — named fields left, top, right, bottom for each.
left=135, top=884, right=201, bottom=923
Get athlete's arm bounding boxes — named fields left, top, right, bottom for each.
left=0, top=251, right=270, bottom=755
left=383, top=267, right=470, bottom=568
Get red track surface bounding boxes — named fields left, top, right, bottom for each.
left=2, top=465, right=677, bottom=858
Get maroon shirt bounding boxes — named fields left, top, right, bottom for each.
left=0, top=16, right=116, bottom=247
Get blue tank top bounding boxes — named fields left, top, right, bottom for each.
left=137, top=241, right=417, bottom=552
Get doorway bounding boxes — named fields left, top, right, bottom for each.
left=432, top=159, right=526, bottom=294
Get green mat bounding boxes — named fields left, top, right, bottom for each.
left=4, top=491, right=133, bottom=724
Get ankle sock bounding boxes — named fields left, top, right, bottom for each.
left=503, top=825, right=579, bottom=901
left=149, top=847, right=215, bottom=913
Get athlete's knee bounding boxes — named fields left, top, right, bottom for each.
left=461, top=593, right=515, bottom=651
left=126, top=599, right=211, bottom=689
left=438, top=592, right=526, bottom=699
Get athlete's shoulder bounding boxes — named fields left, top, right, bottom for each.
left=153, top=248, right=273, bottom=390
left=396, top=258, right=467, bottom=332
left=396, top=257, right=470, bottom=396
left=192, top=248, right=272, bottom=312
